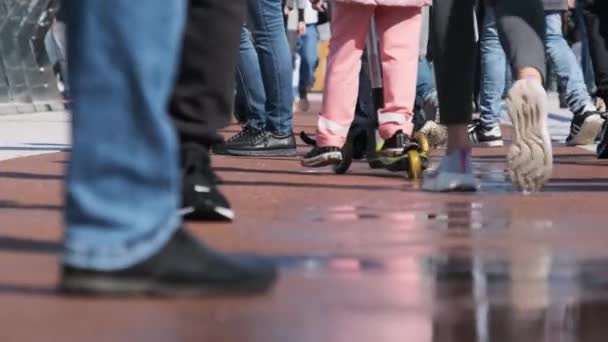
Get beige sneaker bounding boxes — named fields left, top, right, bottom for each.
left=418, top=121, right=447, bottom=147
left=505, top=79, right=553, bottom=193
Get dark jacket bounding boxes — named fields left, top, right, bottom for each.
left=542, top=0, right=568, bottom=11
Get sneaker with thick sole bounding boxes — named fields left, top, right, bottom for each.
left=506, top=79, right=553, bottom=193
left=565, top=110, right=605, bottom=146
left=468, top=121, right=504, bottom=147
left=180, top=144, right=234, bottom=222
left=301, top=146, right=342, bottom=167
left=215, top=126, right=297, bottom=157
left=419, top=121, right=447, bottom=147
left=422, top=149, right=479, bottom=192
left=60, top=229, right=277, bottom=297
left=379, top=130, right=411, bottom=157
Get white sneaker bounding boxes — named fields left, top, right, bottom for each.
left=422, top=149, right=479, bottom=192
left=468, top=122, right=504, bottom=147
left=419, top=121, right=447, bottom=147
left=505, top=79, right=553, bottom=193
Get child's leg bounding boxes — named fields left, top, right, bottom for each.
left=374, top=6, right=422, bottom=140
left=317, top=3, right=374, bottom=148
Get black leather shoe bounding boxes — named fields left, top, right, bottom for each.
left=215, top=126, right=296, bottom=157
left=60, top=229, right=278, bottom=296
left=181, top=144, right=233, bottom=221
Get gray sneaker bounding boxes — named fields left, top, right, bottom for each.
left=422, top=149, right=479, bottom=192
left=505, top=79, right=553, bottom=193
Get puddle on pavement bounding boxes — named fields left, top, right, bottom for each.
left=271, top=251, right=608, bottom=340
left=266, top=192, right=608, bottom=339
left=271, top=254, right=384, bottom=274
left=309, top=202, right=554, bottom=233
left=273, top=252, right=608, bottom=286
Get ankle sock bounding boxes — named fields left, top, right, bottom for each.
left=439, top=149, right=473, bottom=174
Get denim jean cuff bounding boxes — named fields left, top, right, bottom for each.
left=63, top=213, right=181, bottom=271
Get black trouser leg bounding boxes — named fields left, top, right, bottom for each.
left=583, top=0, right=608, bottom=102
left=431, top=0, right=545, bottom=126
left=431, top=0, right=477, bottom=126
left=353, top=50, right=377, bottom=128
left=170, top=0, right=246, bottom=148
left=493, top=0, right=546, bottom=79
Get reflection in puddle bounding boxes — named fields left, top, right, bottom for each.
left=311, top=205, right=419, bottom=223
left=285, top=197, right=608, bottom=340
left=272, top=245, right=608, bottom=340
left=273, top=255, right=383, bottom=274
left=275, top=253, right=608, bottom=287
left=306, top=202, right=558, bottom=237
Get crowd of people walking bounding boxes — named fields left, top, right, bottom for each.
left=50, top=0, right=608, bottom=297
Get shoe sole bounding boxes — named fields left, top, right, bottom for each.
left=59, top=273, right=276, bottom=297
left=566, top=114, right=604, bottom=146
left=301, top=151, right=342, bottom=167
left=506, top=80, right=553, bottom=193
left=215, top=148, right=297, bottom=157
left=473, top=140, right=504, bottom=147
left=424, top=184, right=479, bottom=193
left=180, top=205, right=235, bottom=222
left=422, top=172, right=479, bottom=193
left=379, top=148, right=406, bottom=158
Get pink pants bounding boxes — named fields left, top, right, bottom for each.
left=316, top=3, right=422, bottom=148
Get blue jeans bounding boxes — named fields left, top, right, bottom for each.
left=480, top=9, right=593, bottom=128
left=242, top=0, right=293, bottom=135
left=575, top=3, right=597, bottom=94
left=417, top=57, right=436, bottom=102
left=236, top=26, right=267, bottom=122
left=297, top=24, right=319, bottom=97
left=545, top=12, right=593, bottom=114
left=479, top=7, right=507, bottom=128
left=414, top=57, right=436, bottom=121
left=64, top=0, right=186, bottom=270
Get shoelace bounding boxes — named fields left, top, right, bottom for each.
left=468, top=119, right=482, bottom=132
left=227, top=126, right=265, bottom=143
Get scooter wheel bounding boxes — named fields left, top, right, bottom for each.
left=414, top=132, right=430, bottom=155
left=407, top=149, right=422, bottom=180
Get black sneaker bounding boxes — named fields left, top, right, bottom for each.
left=566, top=110, right=605, bottom=146
left=597, top=121, right=608, bottom=159
left=180, top=144, right=234, bottom=221
left=215, top=126, right=297, bottom=157
left=301, top=146, right=342, bottom=167
left=380, top=130, right=410, bottom=157
left=59, top=229, right=277, bottom=297
left=468, top=121, right=504, bottom=147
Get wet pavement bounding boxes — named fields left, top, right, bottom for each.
left=2, top=107, right=608, bottom=341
